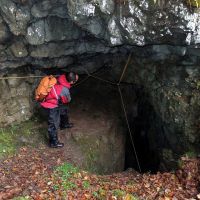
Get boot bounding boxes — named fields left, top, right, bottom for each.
left=60, top=122, right=74, bottom=130
left=49, top=137, right=64, bottom=148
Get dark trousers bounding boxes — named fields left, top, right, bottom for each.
left=47, top=107, right=69, bottom=143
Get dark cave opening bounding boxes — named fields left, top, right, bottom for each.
left=37, top=68, right=162, bottom=174
left=123, top=86, right=161, bottom=173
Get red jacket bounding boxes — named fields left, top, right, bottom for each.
left=41, top=74, right=71, bottom=109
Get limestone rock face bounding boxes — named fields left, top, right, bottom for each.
left=10, top=41, right=28, bottom=57
left=31, top=0, right=68, bottom=18
left=0, top=70, right=35, bottom=126
left=0, top=0, right=30, bottom=36
left=0, top=0, right=200, bottom=69
left=26, top=20, right=45, bottom=45
left=26, top=17, right=82, bottom=45
left=0, top=17, right=10, bottom=43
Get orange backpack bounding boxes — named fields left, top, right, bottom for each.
left=35, top=75, right=57, bottom=101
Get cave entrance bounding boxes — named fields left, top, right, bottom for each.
left=40, top=67, right=161, bottom=174
left=70, top=73, right=161, bottom=174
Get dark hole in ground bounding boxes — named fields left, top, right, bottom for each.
left=124, top=86, right=160, bottom=173
left=39, top=68, right=161, bottom=174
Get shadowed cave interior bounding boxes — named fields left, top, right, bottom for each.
left=40, top=67, right=161, bottom=174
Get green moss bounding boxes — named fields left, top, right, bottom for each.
left=112, top=189, right=140, bottom=199
left=0, top=129, right=15, bottom=158
left=188, top=0, right=200, bottom=7
left=82, top=180, right=90, bottom=189
left=0, top=118, right=47, bottom=159
left=112, top=189, right=126, bottom=197
left=52, top=163, right=79, bottom=191
left=95, top=188, right=107, bottom=199
left=55, top=163, right=79, bottom=177
left=152, top=0, right=200, bottom=8
left=72, top=135, right=100, bottom=173
left=178, top=159, right=184, bottom=168
left=85, top=149, right=99, bottom=173
left=184, top=151, right=197, bottom=158
left=12, top=197, right=30, bottom=200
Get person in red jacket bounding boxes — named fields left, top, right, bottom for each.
left=41, top=72, right=78, bottom=148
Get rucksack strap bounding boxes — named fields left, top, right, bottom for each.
left=52, top=86, right=58, bottom=100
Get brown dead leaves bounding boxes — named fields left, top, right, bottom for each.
left=0, top=146, right=200, bottom=199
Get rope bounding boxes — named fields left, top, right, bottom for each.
left=89, top=74, right=117, bottom=85
left=72, top=75, right=90, bottom=87
left=118, top=85, right=141, bottom=172
left=0, top=75, right=45, bottom=80
left=84, top=69, right=117, bottom=86
left=117, top=53, right=141, bottom=172
left=118, top=53, right=132, bottom=84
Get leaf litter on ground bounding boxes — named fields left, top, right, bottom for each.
left=0, top=146, right=200, bottom=200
